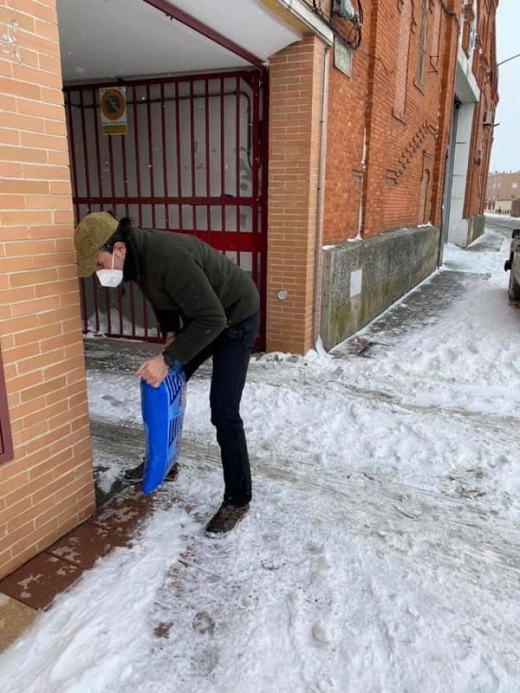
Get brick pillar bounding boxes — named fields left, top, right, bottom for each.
left=0, top=0, right=95, bottom=578
left=266, top=36, right=327, bottom=354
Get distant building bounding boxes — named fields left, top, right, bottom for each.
left=486, top=172, right=520, bottom=215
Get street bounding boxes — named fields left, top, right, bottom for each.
left=485, top=213, right=520, bottom=237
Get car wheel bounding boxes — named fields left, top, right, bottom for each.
left=508, top=268, right=520, bottom=301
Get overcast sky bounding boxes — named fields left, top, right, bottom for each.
left=489, top=0, right=520, bottom=173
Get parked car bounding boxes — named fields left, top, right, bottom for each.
left=504, top=229, right=520, bottom=300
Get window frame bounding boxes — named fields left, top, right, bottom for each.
left=415, top=0, right=429, bottom=88
left=393, top=0, right=413, bottom=121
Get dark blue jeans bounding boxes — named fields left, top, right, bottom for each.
left=182, top=311, right=259, bottom=506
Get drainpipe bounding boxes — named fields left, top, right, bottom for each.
left=357, top=127, right=367, bottom=238
left=312, top=43, right=331, bottom=347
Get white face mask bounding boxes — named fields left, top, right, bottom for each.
left=96, top=252, right=123, bottom=288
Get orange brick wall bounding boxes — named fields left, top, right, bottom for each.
left=266, top=35, right=327, bottom=353
left=0, top=0, right=95, bottom=579
left=322, top=0, right=461, bottom=244
left=464, top=0, right=499, bottom=219
left=322, top=11, right=371, bottom=244
left=363, top=0, right=456, bottom=236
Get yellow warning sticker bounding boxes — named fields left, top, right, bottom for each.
left=99, top=87, right=127, bottom=135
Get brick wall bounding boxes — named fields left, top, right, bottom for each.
left=322, top=21, right=370, bottom=244
left=464, top=0, right=499, bottom=219
left=0, top=0, right=95, bottom=579
left=267, top=35, right=327, bottom=353
left=322, top=0, right=461, bottom=244
left=365, top=0, right=454, bottom=235
left=266, top=1, right=470, bottom=352
left=486, top=172, right=520, bottom=204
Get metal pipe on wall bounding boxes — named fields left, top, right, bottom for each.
left=312, top=43, right=331, bottom=347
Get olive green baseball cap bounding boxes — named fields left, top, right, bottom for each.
left=74, top=212, right=118, bottom=277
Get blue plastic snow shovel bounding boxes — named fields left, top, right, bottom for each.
left=140, top=361, right=186, bottom=495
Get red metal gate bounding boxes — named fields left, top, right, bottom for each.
left=64, top=70, right=267, bottom=347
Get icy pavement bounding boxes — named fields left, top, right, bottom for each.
left=1, top=231, right=520, bottom=692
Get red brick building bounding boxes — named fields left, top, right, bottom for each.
left=1, top=0, right=498, bottom=576
left=319, top=0, right=498, bottom=346
left=486, top=171, right=520, bottom=214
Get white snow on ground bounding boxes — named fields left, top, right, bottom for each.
left=1, top=234, right=520, bottom=692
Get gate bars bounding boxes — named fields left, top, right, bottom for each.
left=64, top=70, right=267, bottom=347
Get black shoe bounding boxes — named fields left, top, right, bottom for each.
left=123, top=461, right=179, bottom=483
left=206, top=502, right=250, bottom=534
left=124, top=461, right=145, bottom=482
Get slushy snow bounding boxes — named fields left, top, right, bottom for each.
left=1, top=231, right=520, bottom=692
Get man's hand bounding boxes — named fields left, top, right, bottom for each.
left=165, top=332, right=176, bottom=347
left=136, top=354, right=169, bottom=388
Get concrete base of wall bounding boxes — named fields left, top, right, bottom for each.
left=320, top=226, right=441, bottom=350
left=467, top=214, right=485, bottom=246
left=449, top=213, right=485, bottom=248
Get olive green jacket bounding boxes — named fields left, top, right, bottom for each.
left=128, top=228, right=259, bottom=364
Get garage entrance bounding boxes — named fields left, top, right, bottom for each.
left=57, top=0, right=301, bottom=349
left=64, top=70, right=266, bottom=344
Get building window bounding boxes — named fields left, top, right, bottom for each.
left=0, top=348, right=13, bottom=464
left=429, top=0, right=441, bottom=72
left=394, top=0, right=412, bottom=119
left=416, top=0, right=429, bottom=87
